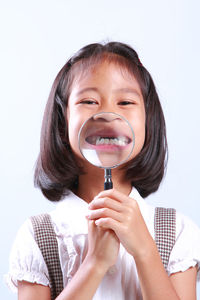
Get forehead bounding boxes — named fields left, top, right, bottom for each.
left=69, top=53, right=142, bottom=91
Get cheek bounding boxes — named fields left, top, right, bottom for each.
left=67, top=110, right=80, bottom=152
left=67, top=112, right=88, bottom=162
left=132, top=112, right=146, bottom=156
left=132, top=129, right=145, bottom=157
left=68, top=120, right=79, bottom=148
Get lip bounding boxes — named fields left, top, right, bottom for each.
left=86, top=129, right=132, bottom=140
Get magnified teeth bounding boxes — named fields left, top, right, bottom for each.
left=95, top=136, right=128, bottom=146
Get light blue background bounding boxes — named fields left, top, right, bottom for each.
left=1, top=0, right=200, bottom=298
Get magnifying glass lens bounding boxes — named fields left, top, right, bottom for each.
left=78, top=112, right=135, bottom=169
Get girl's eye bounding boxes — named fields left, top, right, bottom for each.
left=80, top=99, right=97, bottom=105
left=118, top=100, right=135, bottom=106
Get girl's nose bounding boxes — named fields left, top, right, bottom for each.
left=92, top=112, right=121, bottom=122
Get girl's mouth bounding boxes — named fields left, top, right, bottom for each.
left=79, top=114, right=135, bottom=167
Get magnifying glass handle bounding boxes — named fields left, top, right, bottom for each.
left=104, top=168, right=113, bottom=190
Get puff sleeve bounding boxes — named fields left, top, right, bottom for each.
left=167, top=212, right=200, bottom=280
left=5, top=219, right=49, bottom=293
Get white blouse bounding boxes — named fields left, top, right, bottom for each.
left=5, top=188, right=200, bottom=299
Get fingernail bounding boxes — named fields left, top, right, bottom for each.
left=88, top=202, right=94, bottom=209
left=86, top=211, right=91, bottom=219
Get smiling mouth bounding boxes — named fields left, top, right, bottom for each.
left=85, top=135, right=131, bottom=146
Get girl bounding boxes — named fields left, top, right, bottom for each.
left=6, top=42, right=200, bottom=299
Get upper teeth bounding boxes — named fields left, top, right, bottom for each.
left=96, top=136, right=127, bottom=146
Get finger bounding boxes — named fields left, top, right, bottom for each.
left=86, top=207, right=123, bottom=222
left=95, top=188, right=131, bottom=203
left=89, top=196, right=123, bottom=212
left=95, top=217, right=123, bottom=235
left=87, top=219, right=96, bottom=233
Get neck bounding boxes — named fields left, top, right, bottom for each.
left=75, top=166, right=132, bottom=203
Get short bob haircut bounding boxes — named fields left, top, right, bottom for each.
left=34, top=41, right=168, bottom=201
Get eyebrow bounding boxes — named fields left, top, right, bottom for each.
left=113, top=87, right=141, bottom=96
left=76, top=87, right=141, bottom=97
left=76, top=87, right=99, bottom=96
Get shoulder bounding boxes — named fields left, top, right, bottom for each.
left=10, top=218, right=40, bottom=257
left=168, top=211, right=200, bottom=280
left=131, top=188, right=200, bottom=279
left=5, top=217, right=49, bottom=292
left=176, top=211, right=200, bottom=237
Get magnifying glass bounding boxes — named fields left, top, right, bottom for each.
left=78, top=112, right=135, bottom=190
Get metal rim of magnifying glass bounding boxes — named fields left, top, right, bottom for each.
left=78, top=112, right=135, bottom=169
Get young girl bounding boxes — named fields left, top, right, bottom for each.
left=6, top=42, right=200, bottom=299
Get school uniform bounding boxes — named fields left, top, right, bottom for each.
left=5, top=188, right=200, bottom=299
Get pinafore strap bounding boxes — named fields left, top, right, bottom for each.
left=154, top=207, right=176, bottom=270
left=30, top=214, right=63, bottom=300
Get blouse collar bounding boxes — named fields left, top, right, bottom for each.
left=51, top=187, right=153, bottom=235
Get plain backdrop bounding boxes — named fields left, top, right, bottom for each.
left=1, top=0, right=200, bottom=298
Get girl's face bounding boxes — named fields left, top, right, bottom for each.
left=67, top=60, right=146, bottom=165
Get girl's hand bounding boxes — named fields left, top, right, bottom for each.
left=86, top=219, right=120, bottom=271
left=87, top=189, right=155, bottom=260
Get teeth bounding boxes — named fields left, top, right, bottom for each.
left=95, top=136, right=128, bottom=146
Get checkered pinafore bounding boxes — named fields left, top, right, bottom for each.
left=30, top=207, right=176, bottom=300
